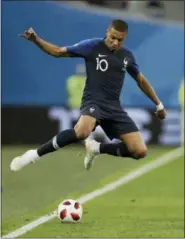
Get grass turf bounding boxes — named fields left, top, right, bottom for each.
left=2, top=145, right=184, bottom=237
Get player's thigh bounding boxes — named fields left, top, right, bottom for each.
left=117, top=118, right=147, bottom=158
left=100, top=110, right=139, bottom=140
left=101, top=114, right=147, bottom=158
left=74, top=115, right=97, bottom=139
left=118, top=111, right=147, bottom=156
left=75, top=102, right=101, bottom=138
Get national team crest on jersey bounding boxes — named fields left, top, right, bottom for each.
left=122, top=58, right=128, bottom=72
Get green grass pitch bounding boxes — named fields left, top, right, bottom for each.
left=2, top=145, right=184, bottom=238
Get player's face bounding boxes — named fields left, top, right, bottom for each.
left=106, top=27, right=127, bottom=51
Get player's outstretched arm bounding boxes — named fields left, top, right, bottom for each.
left=136, top=73, right=167, bottom=120
left=126, top=51, right=167, bottom=120
left=19, top=28, right=70, bottom=57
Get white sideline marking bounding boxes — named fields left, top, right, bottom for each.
left=3, top=147, right=183, bottom=238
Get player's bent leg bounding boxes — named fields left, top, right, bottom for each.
left=119, top=131, right=147, bottom=159
left=10, top=128, right=79, bottom=172
left=84, top=132, right=147, bottom=169
left=10, top=115, right=96, bottom=172
left=97, top=115, right=147, bottom=160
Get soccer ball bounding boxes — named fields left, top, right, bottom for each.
left=57, top=199, right=83, bottom=222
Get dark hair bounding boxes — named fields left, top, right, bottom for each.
left=110, top=19, right=128, bottom=32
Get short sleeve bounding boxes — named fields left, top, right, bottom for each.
left=126, top=51, right=141, bottom=80
left=66, top=38, right=102, bottom=58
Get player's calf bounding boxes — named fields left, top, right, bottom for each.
left=10, top=128, right=84, bottom=172
left=84, top=139, right=147, bottom=170
left=10, top=128, right=80, bottom=171
left=99, top=142, right=147, bottom=160
left=10, top=115, right=97, bottom=172
left=36, top=115, right=96, bottom=157
left=37, top=129, right=80, bottom=157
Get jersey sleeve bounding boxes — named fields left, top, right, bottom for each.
left=126, top=51, right=141, bottom=80
left=66, top=38, right=101, bottom=58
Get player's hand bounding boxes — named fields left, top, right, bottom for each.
left=155, top=107, right=167, bottom=120
left=19, top=28, right=37, bottom=41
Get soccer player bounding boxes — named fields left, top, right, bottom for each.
left=10, top=19, right=167, bottom=172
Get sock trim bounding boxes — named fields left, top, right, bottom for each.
left=52, top=136, right=59, bottom=149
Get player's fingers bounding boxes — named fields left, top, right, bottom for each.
left=29, top=27, right=34, bottom=32
left=27, top=29, right=35, bottom=35
left=19, top=34, right=26, bottom=38
left=155, top=111, right=165, bottom=120
left=159, top=112, right=165, bottom=119
left=27, top=29, right=33, bottom=34
left=161, top=110, right=167, bottom=117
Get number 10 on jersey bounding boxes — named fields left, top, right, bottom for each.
left=96, top=57, right=109, bottom=72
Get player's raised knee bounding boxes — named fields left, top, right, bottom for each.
left=74, top=125, right=91, bottom=140
left=74, top=129, right=90, bottom=140
left=74, top=115, right=96, bottom=140
left=132, top=146, right=147, bottom=160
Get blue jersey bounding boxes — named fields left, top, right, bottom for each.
left=66, top=38, right=140, bottom=109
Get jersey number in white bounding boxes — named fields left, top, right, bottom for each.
left=96, top=58, right=109, bottom=72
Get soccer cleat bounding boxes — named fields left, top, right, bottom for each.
left=10, top=149, right=39, bottom=172
left=84, top=138, right=100, bottom=170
